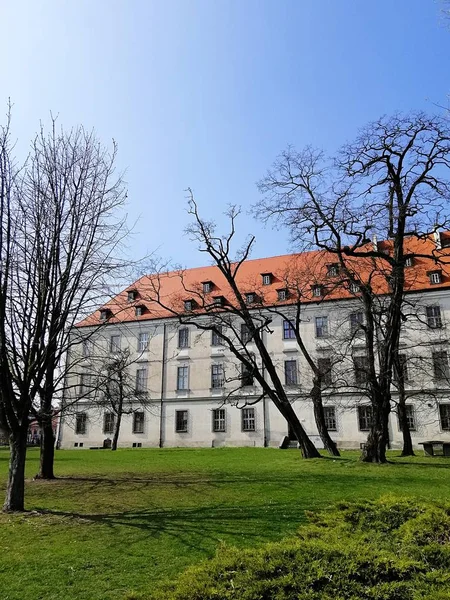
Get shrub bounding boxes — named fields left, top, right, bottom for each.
left=150, top=498, right=450, bottom=600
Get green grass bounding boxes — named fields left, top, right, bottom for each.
left=0, top=447, right=449, bottom=600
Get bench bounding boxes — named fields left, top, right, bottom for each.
left=419, top=441, right=450, bottom=457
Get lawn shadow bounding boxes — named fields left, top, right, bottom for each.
left=35, top=501, right=308, bottom=552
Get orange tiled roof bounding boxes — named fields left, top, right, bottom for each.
left=77, top=234, right=450, bottom=327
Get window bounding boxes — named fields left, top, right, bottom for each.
left=439, top=404, right=450, bottom=431
left=79, top=373, right=92, bottom=396
left=398, top=405, right=416, bottom=431
left=138, top=332, right=149, bottom=352
left=394, top=354, right=409, bottom=382
left=241, top=323, right=252, bottom=344
left=318, top=357, right=332, bottom=386
left=284, top=360, right=298, bottom=385
left=283, top=320, right=296, bottom=339
left=405, top=257, right=413, bottom=267
left=135, top=305, right=145, bottom=317
left=323, top=406, right=337, bottom=431
left=100, top=308, right=111, bottom=321
left=426, top=305, right=443, bottom=329
left=349, top=282, right=360, bottom=294
left=241, top=363, right=254, bottom=387
left=213, top=296, right=225, bottom=307
left=354, top=355, right=370, bottom=385
left=428, top=271, right=442, bottom=285
left=82, top=339, right=92, bottom=358
left=245, top=292, right=256, bottom=304
left=211, top=364, right=224, bottom=388
left=211, top=326, right=224, bottom=346
left=103, top=412, right=115, bottom=435
left=203, top=281, right=212, bottom=293
left=242, top=408, right=255, bottom=431
left=262, top=273, right=272, bottom=285
left=315, top=316, right=329, bottom=338
left=349, top=311, right=364, bottom=334
left=277, top=289, right=288, bottom=301
left=327, top=263, right=339, bottom=277
left=75, top=413, right=87, bottom=435
left=312, top=285, right=323, bottom=298
left=135, top=368, right=148, bottom=392
left=212, top=408, right=226, bottom=432
left=133, top=412, right=145, bottom=434
left=177, top=366, right=189, bottom=390
left=357, top=405, right=373, bottom=431
left=184, top=299, right=194, bottom=311
left=110, top=335, right=121, bottom=353
left=175, top=410, right=188, bottom=432
left=432, top=350, right=449, bottom=381
left=127, top=290, right=137, bottom=302
left=178, top=327, right=189, bottom=348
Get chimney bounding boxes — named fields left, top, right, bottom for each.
left=372, top=234, right=378, bottom=252
left=434, top=229, right=442, bottom=250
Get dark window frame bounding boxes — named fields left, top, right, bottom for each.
left=242, top=408, right=256, bottom=431
left=175, top=410, right=188, bottom=433
left=284, top=360, right=298, bottom=386
left=133, top=411, right=145, bottom=434
left=212, top=408, right=226, bottom=432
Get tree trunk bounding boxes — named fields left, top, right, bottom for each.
left=111, top=412, right=122, bottom=451
left=3, top=428, right=28, bottom=512
left=361, top=395, right=390, bottom=463
left=398, top=401, right=414, bottom=457
left=282, top=401, right=321, bottom=458
left=35, top=418, right=56, bottom=479
left=311, top=381, right=340, bottom=457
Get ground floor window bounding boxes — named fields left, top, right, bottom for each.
left=398, top=405, right=416, bottom=431
left=439, top=404, right=450, bottom=431
left=75, top=412, right=87, bottom=435
left=212, top=408, right=226, bottom=432
left=103, top=412, right=115, bottom=435
left=133, top=411, right=145, bottom=434
left=323, top=406, right=337, bottom=431
left=242, top=408, right=255, bottom=431
left=357, top=405, right=373, bottom=431
left=175, top=410, right=188, bottom=433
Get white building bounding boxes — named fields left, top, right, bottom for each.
left=59, top=237, right=450, bottom=451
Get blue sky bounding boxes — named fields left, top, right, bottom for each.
left=1, top=0, right=449, bottom=268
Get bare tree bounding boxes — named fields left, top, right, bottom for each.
left=144, top=196, right=322, bottom=458
left=0, top=113, right=129, bottom=511
left=256, top=113, right=450, bottom=463
left=22, top=122, right=130, bottom=480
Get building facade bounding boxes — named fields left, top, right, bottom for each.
left=59, top=241, right=450, bottom=451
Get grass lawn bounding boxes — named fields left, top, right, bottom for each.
left=0, top=447, right=449, bottom=600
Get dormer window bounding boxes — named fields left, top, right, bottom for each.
left=311, top=285, right=323, bottom=298
left=135, top=305, right=146, bottom=317
left=245, top=292, right=256, bottom=304
left=184, top=299, right=195, bottom=312
left=261, top=273, right=272, bottom=286
left=428, top=270, right=442, bottom=285
left=327, top=263, right=339, bottom=277
left=277, top=288, right=288, bottom=301
left=99, top=308, right=112, bottom=321
left=202, top=281, right=213, bottom=294
left=349, top=282, right=360, bottom=294
left=127, top=290, right=138, bottom=303
left=213, top=296, right=225, bottom=307
left=405, top=257, right=414, bottom=267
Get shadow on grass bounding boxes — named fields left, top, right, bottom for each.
left=34, top=502, right=307, bottom=551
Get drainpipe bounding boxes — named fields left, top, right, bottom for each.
left=159, top=323, right=167, bottom=448
left=261, top=326, right=268, bottom=447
